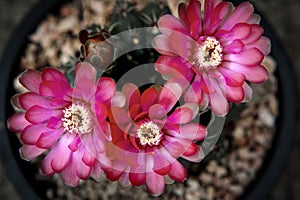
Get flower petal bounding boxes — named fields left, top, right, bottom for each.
left=44, top=134, right=74, bottom=173
left=178, top=123, right=207, bottom=141
left=184, top=75, right=203, bottom=104
left=68, top=136, right=81, bottom=151
left=49, top=98, right=69, bottom=108
left=169, top=31, right=196, bottom=61
left=36, top=128, right=64, bottom=149
left=199, top=93, right=209, bottom=111
left=96, top=77, right=116, bottom=102
left=167, top=107, right=193, bottom=124
left=129, top=168, right=146, bottom=186
left=19, top=69, right=42, bottom=93
left=25, top=105, right=61, bottom=124
left=205, top=2, right=231, bottom=35
left=99, top=121, right=112, bottom=141
left=219, top=67, right=245, bottom=87
left=61, top=146, right=91, bottom=186
left=178, top=3, right=190, bottom=28
left=111, top=91, right=126, bottom=107
left=106, top=162, right=125, bottom=181
left=46, top=116, right=62, bottom=129
left=247, top=13, right=260, bottom=24
left=97, top=152, right=112, bottom=170
left=203, top=0, right=222, bottom=30
left=94, top=102, right=108, bottom=123
left=187, top=0, right=202, bottom=38
left=207, top=78, right=229, bottom=116
left=122, top=83, right=140, bottom=108
left=39, top=81, right=70, bottom=99
left=163, top=137, right=184, bottom=158
left=91, top=161, right=104, bottom=181
left=19, top=92, right=51, bottom=110
left=7, top=113, right=30, bottom=132
left=246, top=36, right=271, bottom=56
left=183, top=142, right=198, bottom=157
left=153, top=150, right=171, bottom=175
left=60, top=159, right=81, bottom=186
left=157, top=14, right=188, bottom=37
left=72, top=63, right=97, bottom=101
left=201, top=74, right=217, bottom=94
left=129, top=104, right=141, bottom=120
left=149, top=104, right=167, bottom=120
left=145, top=172, right=165, bottom=196
left=218, top=23, right=251, bottom=43
left=11, top=94, right=22, bottom=109
left=243, top=24, right=264, bottom=44
left=20, top=145, right=46, bottom=161
left=119, top=172, right=132, bottom=188
left=40, top=152, right=55, bottom=176
left=152, top=35, right=177, bottom=56
left=81, top=127, right=106, bottom=157
left=221, top=2, right=254, bottom=31
left=61, top=162, right=81, bottom=187
left=168, top=160, right=187, bottom=182
left=109, top=107, right=131, bottom=125
left=158, top=82, right=182, bottom=113
left=82, top=150, right=96, bottom=166
left=181, top=145, right=204, bottom=162
left=180, top=103, right=199, bottom=120
left=42, top=68, right=69, bottom=86
left=20, top=123, right=50, bottom=145
left=89, top=132, right=105, bottom=155
left=109, top=124, right=126, bottom=145
left=224, top=48, right=264, bottom=66
left=80, top=149, right=93, bottom=175
left=223, top=39, right=245, bottom=54
left=140, top=88, right=159, bottom=111
left=225, top=85, right=244, bottom=103
left=242, top=82, right=253, bottom=102
left=155, top=56, right=193, bottom=82
left=224, top=62, right=268, bottom=83
left=75, top=62, right=96, bottom=85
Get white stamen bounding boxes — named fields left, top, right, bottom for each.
left=194, top=37, right=223, bottom=71
left=136, top=121, right=162, bottom=146
left=62, top=104, right=92, bottom=135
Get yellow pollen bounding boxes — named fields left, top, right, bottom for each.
left=62, top=104, right=92, bottom=135
left=194, top=37, right=223, bottom=71
left=136, top=121, right=162, bottom=146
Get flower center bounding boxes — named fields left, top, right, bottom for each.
left=62, top=104, right=92, bottom=135
left=136, top=121, right=162, bottom=146
left=194, top=37, right=223, bottom=71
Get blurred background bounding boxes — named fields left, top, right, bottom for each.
left=0, top=0, right=299, bottom=199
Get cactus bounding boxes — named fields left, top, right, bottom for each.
left=100, top=0, right=171, bottom=83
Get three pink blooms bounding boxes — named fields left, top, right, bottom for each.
left=7, top=0, right=270, bottom=196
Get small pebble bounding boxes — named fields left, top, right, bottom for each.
left=258, top=107, right=275, bottom=127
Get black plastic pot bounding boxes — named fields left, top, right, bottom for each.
left=0, top=0, right=298, bottom=199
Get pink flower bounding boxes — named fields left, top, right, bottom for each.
left=7, top=62, right=116, bottom=186
left=153, top=0, right=271, bottom=116
left=106, top=83, right=207, bottom=196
